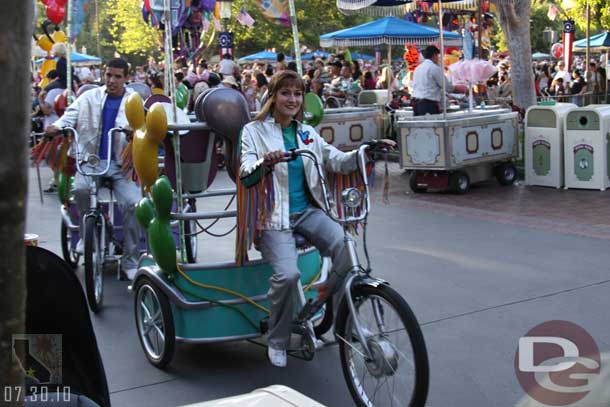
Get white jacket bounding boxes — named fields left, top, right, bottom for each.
left=240, top=116, right=358, bottom=231
left=53, top=85, right=134, bottom=164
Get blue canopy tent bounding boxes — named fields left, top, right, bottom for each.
left=351, top=52, right=376, bottom=61
left=336, top=0, right=480, bottom=16
left=320, top=16, right=461, bottom=48
left=238, top=51, right=292, bottom=63
left=574, top=31, right=610, bottom=51
left=36, top=52, right=101, bottom=66
left=301, top=50, right=331, bottom=60
left=532, top=52, right=552, bottom=60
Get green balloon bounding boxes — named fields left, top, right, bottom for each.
left=176, top=83, right=189, bottom=110
left=151, top=176, right=173, bottom=221
left=148, top=219, right=176, bottom=273
left=135, top=197, right=156, bottom=228
left=57, top=173, right=71, bottom=204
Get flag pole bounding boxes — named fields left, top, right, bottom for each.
left=438, top=0, right=446, bottom=120
left=288, top=0, right=302, bottom=76
left=67, top=0, right=73, bottom=103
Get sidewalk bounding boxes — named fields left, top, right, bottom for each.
left=371, top=162, right=610, bottom=240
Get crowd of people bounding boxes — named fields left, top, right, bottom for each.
left=32, top=48, right=610, bottom=136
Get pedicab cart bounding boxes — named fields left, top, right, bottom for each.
left=126, top=85, right=429, bottom=407
left=397, top=107, right=520, bottom=193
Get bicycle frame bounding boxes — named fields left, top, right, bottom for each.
left=291, top=144, right=384, bottom=360
left=64, top=126, right=125, bottom=270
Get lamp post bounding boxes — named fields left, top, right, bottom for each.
left=217, top=0, right=234, bottom=58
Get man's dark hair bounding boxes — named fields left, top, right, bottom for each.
left=287, top=61, right=298, bottom=72
left=255, top=73, right=268, bottom=87
left=207, top=72, right=221, bottom=87
left=46, top=69, right=59, bottom=79
left=422, top=45, right=440, bottom=60
left=223, top=53, right=232, bottom=60
left=265, top=65, right=274, bottom=76
left=277, top=52, right=285, bottom=63
left=106, top=58, right=129, bottom=76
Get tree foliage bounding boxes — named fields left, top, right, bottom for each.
left=228, top=0, right=372, bottom=56
left=104, top=0, right=161, bottom=59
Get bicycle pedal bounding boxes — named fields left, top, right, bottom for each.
left=260, top=317, right=269, bottom=335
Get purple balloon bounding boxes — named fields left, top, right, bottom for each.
left=201, top=0, right=215, bottom=12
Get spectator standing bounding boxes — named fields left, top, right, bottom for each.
left=570, top=70, right=586, bottom=106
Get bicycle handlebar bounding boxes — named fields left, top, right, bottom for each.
left=62, top=126, right=126, bottom=177
left=288, top=142, right=377, bottom=224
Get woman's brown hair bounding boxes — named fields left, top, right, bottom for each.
left=254, top=70, right=305, bottom=122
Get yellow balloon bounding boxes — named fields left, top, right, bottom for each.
left=132, top=131, right=159, bottom=189
left=52, top=31, right=67, bottom=44
left=146, top=103, right=168, bottom=144
left=40, top=59, right=57, bottom=78
left=126, top=93, right=145, bottom=130
left=37, top=36, right=53, bottom=52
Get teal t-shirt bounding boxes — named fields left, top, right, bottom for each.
left=282, top=123, right=309, bottom=214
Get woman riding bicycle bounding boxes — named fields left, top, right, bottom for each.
left=239, top=70, right=394, bottom=367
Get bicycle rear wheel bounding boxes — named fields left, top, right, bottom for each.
left=336, top=284, right=429, bottom=407
left=184, top=202, right=197, bottom=263
left=60, top=220, right=80, bottom=269
left=84, top=216, right=104, bottom=313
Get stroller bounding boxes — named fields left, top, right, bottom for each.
left=22, top=246, right=110, bottom=406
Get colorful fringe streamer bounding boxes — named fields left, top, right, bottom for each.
left=120, top=139, right=137, bottom=182
left=235, top=165, right=275, bottom=266
left=31, top=136, right=73, bottom=175
left=326, top=162, right=375, bottom=235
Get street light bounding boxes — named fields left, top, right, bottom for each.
left=217, top=0, right=234, bottom=58
left=543, top=27, right=557, bottom=45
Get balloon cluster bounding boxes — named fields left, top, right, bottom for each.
left=142, top=0, right=218, bottom=58
left=41, top=0, right=67, bottom=25
left=403, top=44, right=420, bottom=72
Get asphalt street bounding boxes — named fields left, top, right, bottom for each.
left=25, top=164, right=610, bottom=407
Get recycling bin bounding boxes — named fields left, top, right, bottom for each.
left=564, top=105, right=610, bottom=191
left=524, top=103, right=576, bottom=188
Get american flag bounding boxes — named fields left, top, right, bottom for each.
left=237, top=9, right=255, bottom=27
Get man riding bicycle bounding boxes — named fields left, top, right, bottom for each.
left=45, top=57, right=142, bottom=281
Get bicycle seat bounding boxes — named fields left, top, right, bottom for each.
left=100, top=177, right=113, bottom=190
left=293, top=232, right=312, bottom=250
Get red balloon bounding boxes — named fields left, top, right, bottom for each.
left=46, top=3, right=66, bottom=25
left=55, top=0, right=68, bottom=5
left=551, top=43, right=564, bottom=59
left=41, top=0, right=50, bottom=4
left=54, top=91, right=68, bottom=117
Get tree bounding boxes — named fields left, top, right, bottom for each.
left=228, top=0, right=371, bottom=56
left=0, top=1, right=32, bottom=405
left=104, top=0, right=162, bottom=60
left=493, top=0, right=537, bottom=110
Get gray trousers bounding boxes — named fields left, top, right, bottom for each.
left=259, top=206, right=352, bottom=349
left=74, top=162, right=142, bottom=270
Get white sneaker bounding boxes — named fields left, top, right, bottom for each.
left=75, top=239, right=84, bottom=254
left=267, top=345, right=287, bottom=368
left=124, top=268, right=137, bottom=281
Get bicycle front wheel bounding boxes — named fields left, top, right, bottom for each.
left=336, top=284, right=429, bottom=407
left=84, top=216, right=104, bottom=313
